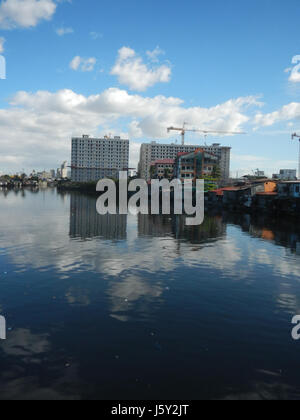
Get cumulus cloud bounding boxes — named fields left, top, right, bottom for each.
left=0, top=36, right=5, bottom=53
left=285, top=55, right=300, bottom=83
left=255, top=102, right=300, bottom=127
left=0, top=0, right=57, bottom=29
left=69, top=56, right=96, bottom=72
left=146, top=46, right=165, bottom=63
left=56, top=26, right=73, bottom=36
left=111, top=46, right=172, bottom=91
left=0, top=87, right=261, bottom=172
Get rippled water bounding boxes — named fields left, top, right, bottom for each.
left=0, top=188, right=300, bottom=400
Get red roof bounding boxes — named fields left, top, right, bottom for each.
left=151, top=159, right=175, bottom=165
left=211, top=187, right=243, bottom=196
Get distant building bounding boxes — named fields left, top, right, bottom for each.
left=139, top=141, right=230, bottom=182
left=38, top=171, right=51, bottom=180
left=150, top=159, right=175, bottom=179
left=50, top=170, right=56, bottom=179
left=61, top=161, right=68, bottom=178
left=71, top=135, right=129, bottom=182
left=273, top=169, right=297, bottom=181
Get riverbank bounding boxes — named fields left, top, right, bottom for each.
left=206, top=195, right=300, bottom=218
left=58, top=181, right=300, bottom=219
left=57, top=180, right=97, bottom=193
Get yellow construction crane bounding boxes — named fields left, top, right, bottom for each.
left=167, top=123, right=246, bottom=145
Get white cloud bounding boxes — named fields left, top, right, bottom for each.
left=90, top=31, right=102, bottom=40
left=0, top=0, right=57, bottom=29
left=0, top=36, right=5, bottom=53
left=56, top=26, right=73, bottom=36
left=231, top=154, right=269, bottom=163
left=255, top=102, right=300, bottom=127
left=70, top=56, right=96, bottom=72
left=0, top=87, right=261, bottom=172
left=286, top=55, right=300, bottom=83
left=231, top=153, right=298, bottom=177
left=69, top=56, right=81, bottom=71
left=111, top=46, right=172, bottom=91
left=146, top=46, right=165, bottom=63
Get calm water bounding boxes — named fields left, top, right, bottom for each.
left=0, top=188, right=300, bottom=400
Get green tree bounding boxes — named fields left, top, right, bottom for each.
left=150, top=165, right=156, bottom=178
left=202, top=175, right=218, bottom=192
left=212, top=165, right=221, bottom=180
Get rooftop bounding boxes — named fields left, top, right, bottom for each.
left=278, top=180, right=300, bottom=184
left=151, top=159, right=175, bottom=165
left=211, top=187, right=245, bottom=196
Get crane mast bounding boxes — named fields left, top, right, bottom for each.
left=292, top=133, right=300, bottom=179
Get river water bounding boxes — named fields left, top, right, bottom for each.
left=0, top=188, right=300, bottom=400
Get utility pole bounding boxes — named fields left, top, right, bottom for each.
left=291, top=133, right=300, bottom=179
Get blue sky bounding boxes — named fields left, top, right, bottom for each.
left=1, top=0, right=300, bottom=175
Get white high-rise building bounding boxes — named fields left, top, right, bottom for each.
left=71, top=135, right=129, bottom=182
left=61, top=161, right=68, bottom=179
left=139, top=141, right=231, bottom=181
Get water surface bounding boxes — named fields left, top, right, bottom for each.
left=0, top=188, right=300, bottom=400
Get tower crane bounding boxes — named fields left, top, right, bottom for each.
left=167, top=123, right=246, bottom=145
left=291, top=133, right=300, bottom=179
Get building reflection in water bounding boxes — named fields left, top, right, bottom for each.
left=223, top=212, right=300, bottom=255
left=138, top=213, right=227, bottom=244
left=69, top=193, right=127, bottom=241
left=2, top=189, right=300, bottom=399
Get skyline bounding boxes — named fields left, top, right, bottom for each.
left=1, top=0, right=300, bottom=176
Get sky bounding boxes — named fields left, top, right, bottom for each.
left=1, top=0, right=300, bottom=176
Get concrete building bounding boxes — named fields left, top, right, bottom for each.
left=150, top=159, right=175, bottom=179
left=273, top=169, right=297, bottom=181
left=71, top=135, right=129, bottom=182
left=38, top=171, right=51, bottom=180
left=139, top=141, right=231, bottom=182
left=61, top=161, right=68, bottom=179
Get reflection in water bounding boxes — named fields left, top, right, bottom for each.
left=70, top=194, right=127, bottom=241
left=0, top=189, right=300, bottom=399
left=224, top=212, right=300, bottom=254
left=138, top=213, right=226, bottom=243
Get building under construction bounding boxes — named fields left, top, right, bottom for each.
left=138, top=141, right=231, bottom=182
